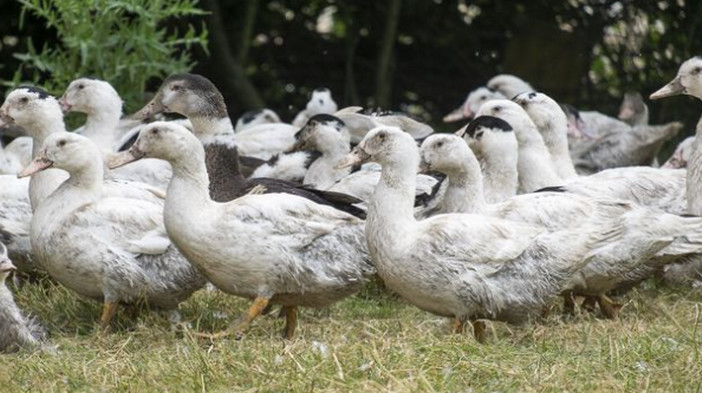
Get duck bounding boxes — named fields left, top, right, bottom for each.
left=422, top=125, right=702, bottom=317
left=60, top=77, right=172, bottom=189
left=0, top=179, right=33, bottom=276
left=133, top=73, right=298, bottom=160
left=474, top=99, right=563, bottom=192
left=235, top=108, right=281, bottom=132
left=333, top=107, right=434, bottom=144
left=292, top=88, right=338, bottom=128
left=0, top=243, right=46, bottom=352
left=337, top=126, right=624, bottom=341
left=132, top=73, right=312, bottom=181
left=650, top=56, right=702, bottom=283
left=618, top=91, right=649, bottom=127
left=475, top=99, right=688, bottom=215
left=456, top=116, right=519, bottom=203
left=487, top=74, right=534, bottom=99
left=0, top=86, right=165, bottom=212
left=287, top=114, right=440, bottom=206
left=663, top=136, right=694, bottom=169
left=516, top=91, right=683, bottom=175
left=512, top=92, right=578, bottom=179
left=19, top=132, right=206, bottom=329
left=108, top=121, right=375, bottom=339
left=0, top=136, right=32, bottom=175
left=443, top=87, right=506, bottom=122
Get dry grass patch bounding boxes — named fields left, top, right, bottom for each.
left=1, top=279, right=701, bottom=392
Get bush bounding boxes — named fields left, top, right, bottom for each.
left=7, top=0, right=209, bottom=112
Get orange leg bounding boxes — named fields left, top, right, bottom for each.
left=100, top=301, right=118, bottom=331
left=453, top=317, right=466, bottom=334
left=597, top=295, right=623, bottom=319
left=195, top=296, right=270, bottom=340
left=283, top=306, right=298, bottom=340
left=471, top=319, right=487, bottom=343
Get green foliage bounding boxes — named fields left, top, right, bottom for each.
left=8, top=0, right=209, bottom=112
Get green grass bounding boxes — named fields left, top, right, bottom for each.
left=2, top=279, right=702, bottom=392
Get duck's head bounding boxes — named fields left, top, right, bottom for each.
left=456, top=115, right=516, bottom=157
left=419, top=134, right=470, bottom=174
left=108, top=121, right=200, bottom=169
left=0, top=243, right=15, bottom=283
left=306, top=87, right=337, bottom=114
left=18, top=132, right=99, bottom=178
left=235, top=108, right=281, bottom=132
left=651, top=57, right=702, bottom=100
left=487, top=74, right=533, bottom=99
left=475, top=99, right=534, bottom=132
left=513, top=91, right=565, bottom=131
left=132, top=73, right=227, bottom=120
left=0, top=87, right=62, bottom=132
left=443, top=87, right=505, bottom=123
left=336, top=126, right=416, bottom=169
left=618, top=91, right=646, bottom=123
left=59, top=78, right=122, bottom=114
left=288, top=114, right=347, bottom=152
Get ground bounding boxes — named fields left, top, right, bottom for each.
left=1, top=279, right=701, bottom=392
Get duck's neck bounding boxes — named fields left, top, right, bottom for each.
left=190, top=116, right=236, bottom=145
left=81, top=103, right=121, bottom=150
left=539, top=117, right=577, bottom=179
left=515, top=130, right=563, bottom=193
left=204, top=145, right=247, bottom=202
left=306, top=143, right=350, bottom=189
left=481, top=142, right=519, bottom=203
left=26, top=118, right=68, bottom=211
left=167, top=154, right=213, bottom=216
left=687, top=115, right=702, bottom=215
left=442, top=165, right=486, bottom=214
left=37, top=162, right=104, bottom=224
left=368, top=158, right=418, bottom=242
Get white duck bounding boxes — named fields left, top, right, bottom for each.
left=235, top=108, right=281, bottom=132
left=0, top=244, right=46, bottom=352
left=0, top=136, right=32, bottom=175
left=475, top=100, right=563, bottom=192
left=443, top=87, right=506, bottom=122
left=618, top=91, right=649, bottom=127
left=292, top=88, right=338, bottom=128
left=286, top=113, right=439, bottom=205
left=19, top=132, right=205, bottom=329
left=334, top=107, right=433, bottom=144
left=338, top=126, right=623, bottom=341
left=0, top=87, right=165, bottom=212
left=663, top=136, right=695, bottom=169
left=476, top=99, right=688, bottom=214
left=420, top=128, right=702, bottom=317
left=60, top=77, right=172, bottom=189
left=108, top=122, right=375, bottom=339
left=487, top=74, right=534, bottom=99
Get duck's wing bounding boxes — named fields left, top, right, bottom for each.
left=75, top=197, right=170, bottom=256
left=225, top=193, right=361, bottom=245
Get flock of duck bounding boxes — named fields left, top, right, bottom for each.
left=0, top=56, right=701, bottom=352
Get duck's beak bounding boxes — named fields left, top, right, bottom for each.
left=443, top=106, right=467, bottom=123
left=455, top=124, right=468, bottom=137
left=131, top=93, right=165, bottom=120
left=0, top=260, right=16, bottom=274
left=58, top=96, right=72, bottom=112
left=107, top=146, right=146, bottom=169
left=418, top=157, right=431, bottom=174
left=286, top=137, right=312, bottom=153
left=18, top=153, right=53, bottom=178
left=650, top=77, right=685, bottom=100
left=335, top=145, right=371, bottom=169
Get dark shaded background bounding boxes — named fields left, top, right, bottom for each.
left=1, top=0, right=701, bottom=148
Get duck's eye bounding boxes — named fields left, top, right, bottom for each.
left=171, top=85, right=182, bottom=92
left=475, top=130, right=484, bottom=139
left=19, top=97, right=28, bottom=104
left=57, top=140, right=66, bottom=148
left=77, top=84, right=85, bottom=90
left=436, top=141, right=444, bottom=148
left=151, top=128, right=159, bottom=135
left=693, top=67, right=702, bottom=75
left=493, top=106, right=502, bottom=112
left=528, top=92, right=537, bottom=99
left=377, top=132, right=387, bottom=141
left=479, top=95, right=487, bottom=100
